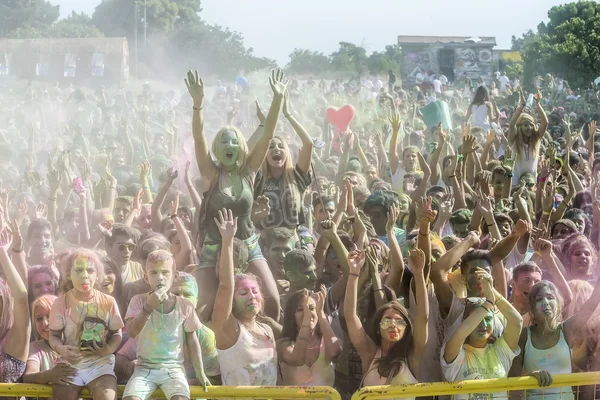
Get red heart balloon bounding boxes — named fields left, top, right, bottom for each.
left=326, top=105, right=355, bottom=133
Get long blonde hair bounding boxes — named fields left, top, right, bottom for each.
left=510, top=113, right=542, bottom=160
left=31, top=294, right=58, bottom=340
left=261, top=136, right=302, bottom=214
left=211, top=126, right=249, bottom=170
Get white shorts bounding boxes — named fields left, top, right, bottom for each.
left=70, top=355, right=116, bottom=387
left=123, top=366, right=190, bottom=400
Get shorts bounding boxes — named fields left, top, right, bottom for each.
left=123, top=366, right=190, bottom=400
left=196, top=233, right=264, bottom=270
left=69, top=355, right=115, bottom=387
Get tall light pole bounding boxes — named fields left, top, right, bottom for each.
left=144, top=0, right=147, bottom=50
left=134, top=0, right=138, bottom=79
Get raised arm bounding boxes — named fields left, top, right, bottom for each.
left=170, top=194, right=193, bottom=271
left=534, top=91, right=548, bottom=138
left=408, top=247, right=428, bottom=376
left=0, top=227, right=31, bottom=362
left=389, top=111, right=401, bottom=175
left=211, top=209, right=238, bottom=343
left=246, top=70, right=287, bottom=174
left=343, top=250, right=377, bottom=371
left=283, top=91, right=313, bottom=175
left=151, top=167, right=177, bottom=232
left=185, top=70, right=217, bottom=182
left=316, top=286, right=342, bottom=361
left=564, top=278, right=600, bottom=344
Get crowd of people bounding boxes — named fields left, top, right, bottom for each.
left=0, top=65, right=598, bottom=400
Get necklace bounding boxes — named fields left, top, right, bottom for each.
left=150, top=297, right=178, bottom=337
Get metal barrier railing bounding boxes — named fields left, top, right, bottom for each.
left=351, top=372, right=600, bottom=400
left=0, top=383, right=342, bottom=399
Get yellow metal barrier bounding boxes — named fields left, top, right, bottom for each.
left=351, top=372, right=600, bottom=400
left=0, top=383, right=342, bottom=399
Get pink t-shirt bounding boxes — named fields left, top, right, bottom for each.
left=49, top=290, right=124, bottom=367
left=125, top=294, right=201, bottom=369
left=27, top=340, right=62, bottom=374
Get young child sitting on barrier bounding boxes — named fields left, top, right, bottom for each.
left=48, top=249, right=124, bottom=400
left=122, top=250, right=210, bottom=400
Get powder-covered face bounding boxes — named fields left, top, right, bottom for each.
left=146, top=258, right=174, bottom=291
left=397, top=196, right=410, bottom=214
left=233, top=279, right=262, bottom=317
left=34, top=305, right=51, bottom=341
left=171, top=280, right=198, bottom=308
left=286, top=263, right=317, bottom=290
left=138, top=206, right=152, bottom=230
left=514, top=271, right=542, bottom=301
left=267, top=138, right=286, bottom=168
left=100, top=263, right=116, bottom=295
left=570, top=215, right=586, bottom=233
left=533, top=286, right=558, bottom=321
left=403, top=149, right=418, bottom=171
left=70, top=255, right=98, bottom=293
left=519, top=118, right=535, bottom=137
left=569, top=244, right=593, bottom=276
left=295, top=296, right=317, bottom=331
left=468, top=309, right=494, bottom=342
left=217, top=130, right=240, bottom=168
left=464, top=263, right=492, bottom=297
left=379, top=308, right=407, bottom=344
left=30, top=227, right=53, bottom=259
left=30, top=272, right=55, bottom=300
left=552, top=223, right=572, bottom=240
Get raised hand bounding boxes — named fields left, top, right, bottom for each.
left=542, top=177, right=556, bottom=212
left=513, top=219, right=531, bottom=237
left=283, top=90, right=292, bottom=116
left=185, top=70, right=205, bottom=104
left=132, top=189, right=143, bottom=212
left=167, top=166, right=178, bottom=183
left=420, top=197, right=437, bottom=226
left=35, top=202, right=48, bottom=219
left=315, top=284, right=327, bottom=318
left=269, top=69, right=288, bottom=98
left=256, top=101, right=266, bottom=124
left=534, top=238, right=553, bottom=259
left=170, top=192, right=180, bottom=216
left=6, top=219, right=22, bottom=251
left=252, top=196, right=270, bottom=223
left=407, top=247, right=426, bottom=275
left=462, top=134, right=479, bottom=155
left=476, top=190, right=494, bottom=215
left=347, top=250, right=365, bottom=276
left=214, top=209, right=237, bottom=241
left=386, top=203, right=400, bottom=232
left=140, top=160, right=152, bottom=183
left=389, top=111, right=401, bottom=132
left=320, top=219, right=338, bottom=242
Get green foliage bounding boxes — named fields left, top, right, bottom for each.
left=330, top=41, right=368, bottom=77
left=286, top=49, right=331, bottom=75
left=0, top=0, right=60, bottom=36
left=517, top=1, right=600, bottom=89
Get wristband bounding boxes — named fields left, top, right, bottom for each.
left=487, top=223, right=495, bottom=227
left=193, top=106, right=202, bottom=111
left=284, top=114, right=291, bottom=118
left=533, top=251, right=542, bottom=257
left=449, top=175, right=456, bottom=178
left=11, top=248, right=23, bottom=253
left=349, top=272, right=360, bottom=278
left=259, top=124, right=264, bottom=128
left=419, top=231, right=429, bottom=236
left=537, top=176, right=547, bottom=183
left=543, top=211, right=552, bottom=216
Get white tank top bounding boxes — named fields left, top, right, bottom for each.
left=217, top=319, right=278, bottom=386
left=361, top=349, right=417, bottom=400
left=523, top=327, right=573, bottom=400
left=470, top=104, right=490, bottom=129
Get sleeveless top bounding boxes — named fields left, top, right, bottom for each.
left=470, top=104, right=490, bottom=129
left=217, top=319, right=278, bottom=386
left=280, top=340, right=335, bottom=386
left=205, top=171, right=255, bottom=241
left=362, top=349, right=417, bottom=400
left=523, top=327, right=573, bottom=400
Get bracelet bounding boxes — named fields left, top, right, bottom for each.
left=533, top=251, right=542, bottom=257
left=419, top=231, right=429, bottom=236
left=485, top=299, right=495, bottom=307
left=537, top=176, right=547, bottom=183
left=487, top=223, right=495, bottom=227
left=259, top=124, right=264, bottom=128
left=11, top=248, right=23, bottom=253
left=520, top=103, right=526, bottom=107
left=143, top=186, right=149, bottom=189
left=543, top=211, right=552, bottom=216
left=349, top=272, right=360, bottom=277
left=193, top=106, right=202, bottom=111
left=284, top=114, right=291, bottom=118
left=449, top=175, right=456, bottom=178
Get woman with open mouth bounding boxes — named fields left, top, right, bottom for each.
left=254, top=88, right=313, bottom=231
left=509, top=278, right=600, bottom=400
left=185, top=69, right=287, bottom=323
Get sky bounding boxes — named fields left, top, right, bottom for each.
left=56, top=0, right=567, bottom=66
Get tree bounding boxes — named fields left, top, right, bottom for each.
left=0, top=0, right=60, bottom=36
left=330, top=41, right=368, bottom=77
left=366, top=45, right=402, bottom=76
left=286, top=49, right=331, bottom=75
left=518, top=1, right=600, bottom=89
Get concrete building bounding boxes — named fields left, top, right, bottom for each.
left=397, top=35, right=497, bottom=86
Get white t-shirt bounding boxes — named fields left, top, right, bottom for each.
left=499, top=76, right=509, bottom=92
left=441, top=336, right=520, bottom=400
left=433, top=79, right=442, bottom=93
left=416, top=73, right=424, bottom=84
left=440, top=75, right=449, bottom=85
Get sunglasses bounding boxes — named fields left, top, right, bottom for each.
left=116, top=243, right=136, bottom=252
left=380, top=318, right=407, bottom=330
